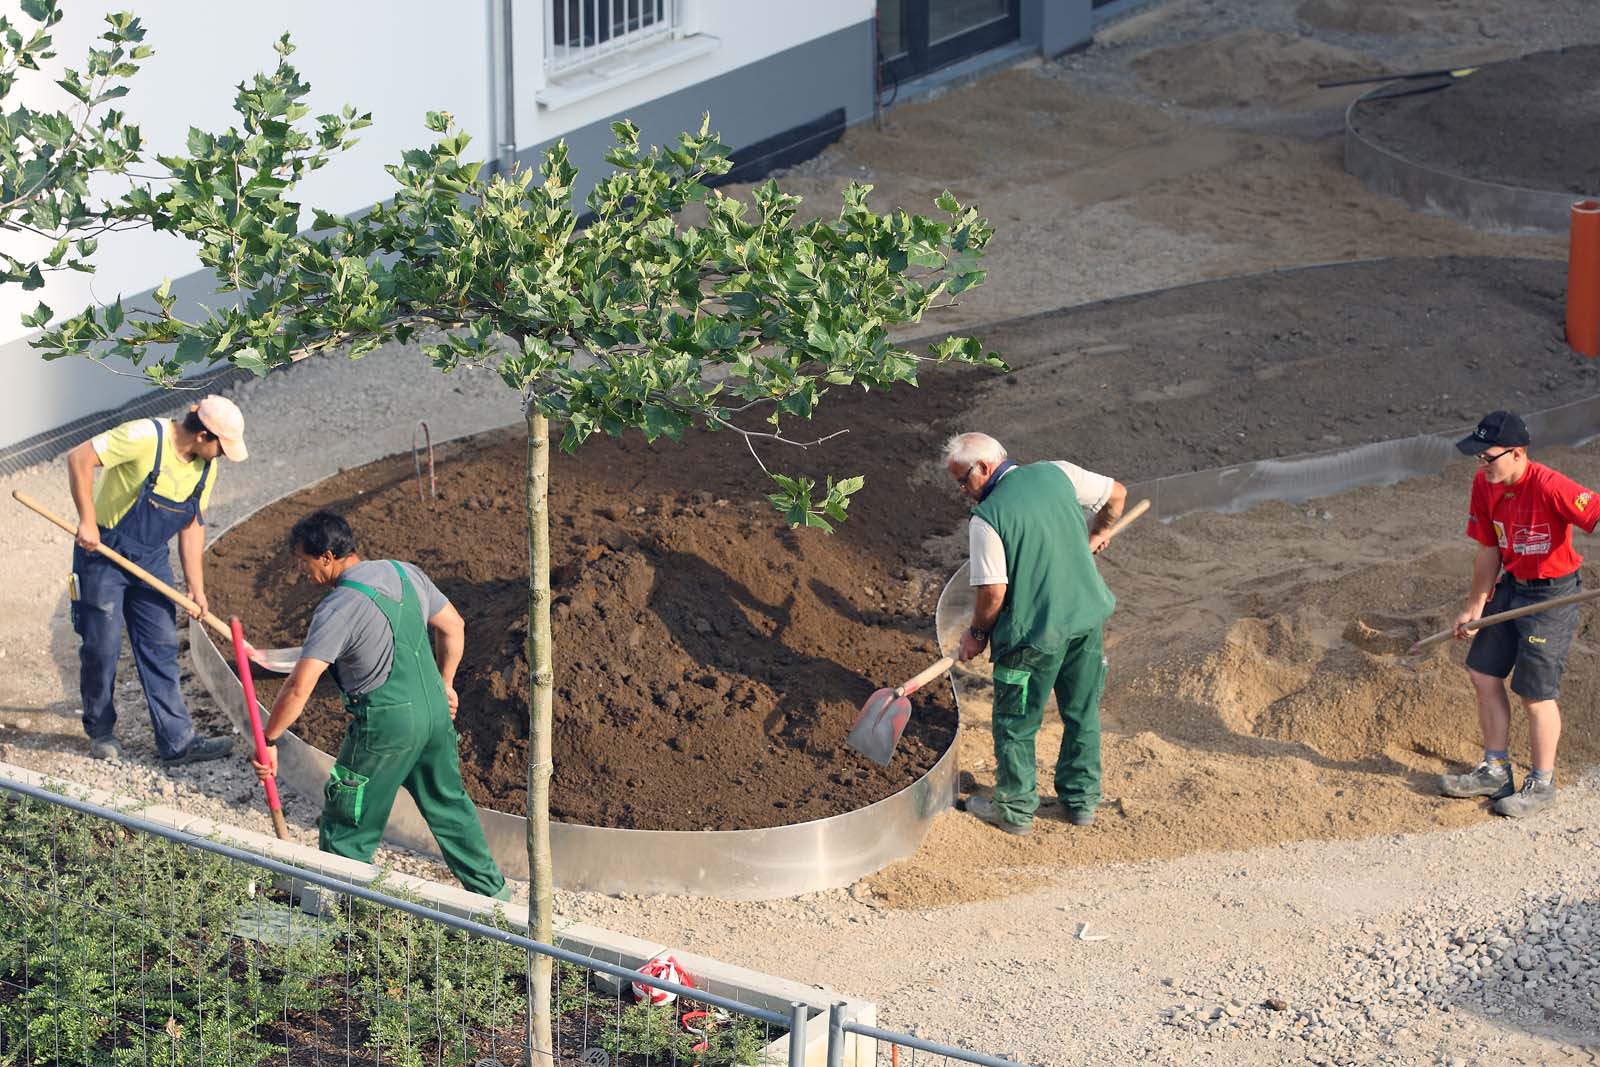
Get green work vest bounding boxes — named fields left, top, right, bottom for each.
left=334, top=562, right=447, bottom=718
left=971, top=462, right=1116, bottom=659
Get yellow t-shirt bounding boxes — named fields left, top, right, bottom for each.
left=90, top=418, right=216, bottom=529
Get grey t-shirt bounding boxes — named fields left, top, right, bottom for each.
left=301, top=560, right=450, bottom=696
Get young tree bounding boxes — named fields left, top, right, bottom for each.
left=28, top=38, right=998, bottom=1063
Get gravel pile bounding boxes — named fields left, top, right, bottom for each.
left=1160, top=882, right=1600, bottom=1063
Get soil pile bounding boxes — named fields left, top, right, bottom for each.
left=1352, top=46, right=1600, bottom=196
left=1132, top=30, right=1378, bottom=109
left=208, top=381, right=973, bottom=831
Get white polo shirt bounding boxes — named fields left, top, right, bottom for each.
left=968, top=461, right=1114, bottom=586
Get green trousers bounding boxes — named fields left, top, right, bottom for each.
left=989, top=629, right=1107, bottom=826
left=321, top=703, right=507, bottom=899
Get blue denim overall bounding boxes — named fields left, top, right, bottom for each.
left=71, top=419, right=211, bottom=759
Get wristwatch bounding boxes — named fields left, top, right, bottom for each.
left=968, top=626, right=989, bottom=643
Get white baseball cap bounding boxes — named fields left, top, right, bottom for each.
left=195, top=395, right=248, bottom=461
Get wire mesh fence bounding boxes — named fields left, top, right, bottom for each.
left=0, top=778, right=796, bottom=1067
left=0, top=774, right=1026, bottom=1067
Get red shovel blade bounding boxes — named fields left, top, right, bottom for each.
left=846, top=688, right=912, bottom=767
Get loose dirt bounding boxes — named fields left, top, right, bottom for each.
left=205, top=382, right=972, bottom=831
left=1132, top=30, right=1378, bottom=110
left=205, top=257, right=1599, bottom=844
left=1351, top=45, right=1600, bottom=196
left=865, top=444, right=1600, bottom=908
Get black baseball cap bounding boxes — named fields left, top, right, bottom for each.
left=1456, top=410, right=1530, bottom=456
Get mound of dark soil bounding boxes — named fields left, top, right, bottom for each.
left=1351, top=46, right=1600, bottom=196
left=208, top=375, right=974, bottom=831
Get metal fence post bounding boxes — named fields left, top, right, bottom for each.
left=789, top=1001, right=809, bottom=1067
left=826, top=1001, right=847, bottom=1067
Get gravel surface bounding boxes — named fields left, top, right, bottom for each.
left=4, top=0, right=1600, bottom=1063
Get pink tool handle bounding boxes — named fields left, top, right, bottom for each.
left=896, top=656, right=956, bottom=697
left=229, top=617, right=285, bottom=824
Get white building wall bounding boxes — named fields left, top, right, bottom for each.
left=0, top=0, right=874, bottom=450
left=3, top=1, right=495, bottom=357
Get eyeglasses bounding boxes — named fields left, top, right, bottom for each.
left=952, top=464, right=976, bottom=485
left=1478, top=449, right=1515, bottom=465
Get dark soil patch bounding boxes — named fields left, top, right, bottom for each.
left=206, top=256, right=1599, bottom=833
left=209, top=371, right=975, bottom=831
left=961, top=256, right=1598, bottom=481
left=1350, top=46, right=1600, bottom=196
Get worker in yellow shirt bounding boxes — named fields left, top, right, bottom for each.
left=65, top=396, right=248, bottom=764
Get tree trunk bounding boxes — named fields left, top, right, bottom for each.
left=524, top=408, right=555, bottom=1067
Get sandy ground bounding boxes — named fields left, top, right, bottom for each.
left=4, top=0, right=1600, bottom=1063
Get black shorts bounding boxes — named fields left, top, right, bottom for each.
left=1465, top=574, right=1582, bottom=701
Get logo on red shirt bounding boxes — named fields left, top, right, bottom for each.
left=1510, top=523, right=1551, bottom=557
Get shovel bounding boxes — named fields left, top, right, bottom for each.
left=847, top=656, right=957, bottom=767
left=12, top=489, right=302, bottom=673
left=229, top=616, right=289, bottom=839
left=1407, top=586, right=1600, bottom=655
left=847, top=497, right=1154, bottom=765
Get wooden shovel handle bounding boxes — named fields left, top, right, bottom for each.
left=1100, top=497, right=1151, bottom=544
left=1409, top=586, right=1600, bottom=654
left=896, top=656, right=955, bottom=697
left=12, top=489, right=233, bottom=642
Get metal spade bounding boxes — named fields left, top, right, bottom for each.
left=846, top=656, right=955, bottom=766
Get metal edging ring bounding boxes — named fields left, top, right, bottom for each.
left=1343, top=51, right=1597, bottom=236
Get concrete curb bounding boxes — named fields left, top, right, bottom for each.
left=0, top=759, right=877, bottom=1065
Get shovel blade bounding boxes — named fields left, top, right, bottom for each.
left=845, top=690, right=912, bottom=767
left=248, top=646, right=303, bottom=674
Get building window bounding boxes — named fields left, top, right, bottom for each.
left=546, top=0, right=681, bottom=78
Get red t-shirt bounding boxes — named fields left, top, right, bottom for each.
left=1465, top=461, right=1599, bottom=580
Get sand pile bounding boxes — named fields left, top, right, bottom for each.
left=1132, top=30, right=1378, bottom=109
left=1296, top=0, right=1424, bottom=35
left=865, top=444, right=1600, bottom=908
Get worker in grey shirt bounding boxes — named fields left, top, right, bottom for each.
left=300, top=558, right=451, bottom=695
left=251, top=509, right=506, bottom=898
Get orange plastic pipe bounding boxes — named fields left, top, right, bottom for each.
left=1566, top=200, right=1600, bottom=358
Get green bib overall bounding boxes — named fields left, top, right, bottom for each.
left=320, top=562, right=506, bottom=899
left=972, top=464, right=1114, bottom=826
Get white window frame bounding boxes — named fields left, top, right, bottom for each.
left=544, top=0, right=682, bottom=79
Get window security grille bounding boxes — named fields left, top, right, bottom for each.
left=545, top=0, right=680, bottom=77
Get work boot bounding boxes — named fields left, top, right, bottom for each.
left=88, top=735, right=123, bottom=761
left=1493, top=777, right=1555, bottom=819
left=160, top=735, right=233, bottom=765
left=963, top=795, right=1031, bottom=837
left=1438, top=761, right=1514, bottom=800
left=1059, top=803, right=1095, bottom=827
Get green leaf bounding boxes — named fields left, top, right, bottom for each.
left=20, top=302, right=53, bottom=329
left=231, top=347, right=271, bottom=376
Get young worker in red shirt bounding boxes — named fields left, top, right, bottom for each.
left=1440, top=411, right=1598, bottom=817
